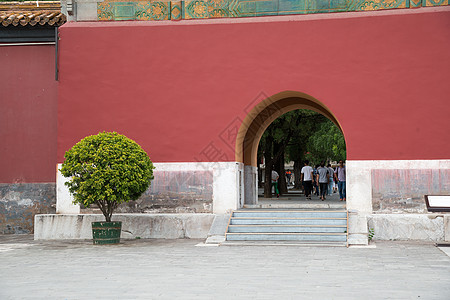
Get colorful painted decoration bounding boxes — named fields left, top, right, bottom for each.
left=97, top=0, right=449, bottom=21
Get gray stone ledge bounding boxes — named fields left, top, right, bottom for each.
left=368, top=214, right=445, bottom=242
left=34, top=213, right=215, bottom=240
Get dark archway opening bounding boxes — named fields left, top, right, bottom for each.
left=257, top=109, right=346, bottom=199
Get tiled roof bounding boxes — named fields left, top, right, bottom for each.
left=1, top=11, right=66, bottom=27
left=0, top=1, right=66, bottom=27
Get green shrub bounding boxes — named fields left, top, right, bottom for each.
left=368, top=228, right=375, bottom=241
left=60, top=132, right=154, bottom=222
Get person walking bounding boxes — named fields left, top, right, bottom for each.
left=271, top=169, right=280, bottom=198
left=286, top=170, right=292, bottom=186
left=301, top=160, right=314, bottom=200
left=327, top=163, right=334, bottom=196
left=316, top=162, right=329, bottom=201
left=333, top=165, right=338, bottom=193
left=313, top=165, right=319, bottom=196
left=334, top=160, right=346, bottom=201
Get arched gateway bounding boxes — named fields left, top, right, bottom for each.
left=235, top=91, right=344, bottom=205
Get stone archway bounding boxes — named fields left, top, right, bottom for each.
left=234, top=91, right=345, bottom=205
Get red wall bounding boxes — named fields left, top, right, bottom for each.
left=0, top=46, right=57, bottom=182
left=58, top=9, right=450, bottom=163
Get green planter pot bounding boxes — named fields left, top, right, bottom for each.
left=92, top=221, right=122, bottom=245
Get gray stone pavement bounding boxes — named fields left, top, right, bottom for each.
left=259, top=187, right=344, bottom=202
left=1, top=235, right=450, bottom=299
left=255, top=188, right=346, bottom=209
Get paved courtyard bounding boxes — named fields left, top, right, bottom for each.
left=1, top=235, right=450, bottom=299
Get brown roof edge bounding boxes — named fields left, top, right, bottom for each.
left=0, top=1, right=66, bottom=27
left=0, top=1, right=61, bottom=12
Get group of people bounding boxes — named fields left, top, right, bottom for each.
left=300, top=160, right=346, bottom=201
left=270, top=160, right=346, bottom=201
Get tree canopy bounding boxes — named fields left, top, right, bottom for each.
left=303, top=118, right=347, bottom=164
left=60, top=132, right=154, bottom=222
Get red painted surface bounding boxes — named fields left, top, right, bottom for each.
left=0, top=46, right=57, bottom=183
left=58, top=9, right=450, bottom=163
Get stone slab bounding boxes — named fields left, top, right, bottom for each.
left=368, top=214, right=445, bottom=242
left=205, top=213, right=229, bottom=244
left=207, top=213, right=230, bottom=236
left=348, top=233, right=368, bottom=245
left=438, top=245, right=450, bottom=257
left=205, top=235, right=226, bottom=244
left=34, top=213, right=215, bottom=240
left=445, top=215, right=450, bottom=242
left=76, top=2, right=99, bottom=21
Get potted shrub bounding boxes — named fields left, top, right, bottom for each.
left=60, top=132, right=154, bottom=245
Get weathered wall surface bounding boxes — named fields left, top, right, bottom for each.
left=372, top=169, right=450, bottom=213
left=0, top=184, right=56, bottom=234
left=115, top=169, right=213, bottom=213
left=58, top=162, right=242, bottom=215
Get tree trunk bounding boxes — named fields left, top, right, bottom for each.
left=274, top=143, right=287, bottom=195
left=257, top=153, right=263, bottom=188
left=294, top=159, right=302, bottom=191
left=258, top=165, right=263, bottom=188
left=96, top=200, right=113, bottom=222
left=262, top=121, right=296, bottom=198
left=263, top=134, right=273, bottom=198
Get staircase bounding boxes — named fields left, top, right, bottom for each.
left=225, top=209, right=348, bottom=246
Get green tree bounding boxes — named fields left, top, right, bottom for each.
left=306, top=119, right=346, bottom=163
left=285, top=111, right=327, bottom=188
left=60, top=132, right=155, bottom=222
left=259, top=111, right=300, bottom=197
left=259, top=110, right=346, bottom=194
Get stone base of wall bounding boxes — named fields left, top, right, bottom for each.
left=346, top=160, right=450, bottom=215
left=0, top=183, right=56, bottom=234
left=57, top=162, right=243, bottom=215
left=34, top=213, right=215, bottom=240
left=33, top=212, right=450, bottom=243
left=367, top=214, right=449, bottom=242
left=114, top=168, right=214, bottom=214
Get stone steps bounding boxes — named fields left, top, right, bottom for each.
left=225, top=209, right=348, bottom=246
